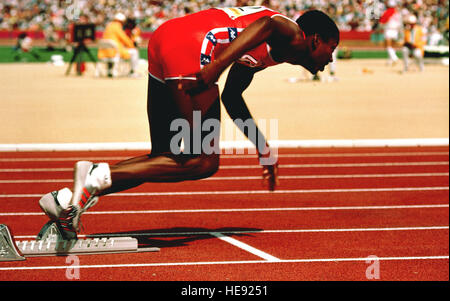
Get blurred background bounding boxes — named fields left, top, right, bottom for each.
left=0, top=0, right=448, bottom=145
left=0, top=0, right=448, bottom=62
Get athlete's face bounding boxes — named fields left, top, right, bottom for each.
left=304, top=36, right=338, bottom=74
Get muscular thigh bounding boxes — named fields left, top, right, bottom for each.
left=148, top=75, right=222, bottom=156
left=147, top=77, right=182, bottom=154
left=169, top=82, right=221, bottom=156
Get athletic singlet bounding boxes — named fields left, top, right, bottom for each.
left=147, top=6, right=296, bottom=82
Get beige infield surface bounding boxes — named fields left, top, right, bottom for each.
left=0, top=59, right=448, bottom=145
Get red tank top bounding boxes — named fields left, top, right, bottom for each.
left=147, top=7, right=295, bottom=81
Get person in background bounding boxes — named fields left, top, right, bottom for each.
left=402, top=14, right=426, bottom=72
left=13, top=32, right=41, bottom=61
left=97, top=13, right=140, bottom=77
left=124, top=18, right=142, bottom=48
left=379, top=0, right=403, bottom=66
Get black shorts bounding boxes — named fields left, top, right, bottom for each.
left=146, top=77, right=221, bottom=155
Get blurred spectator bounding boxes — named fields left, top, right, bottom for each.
left=43, top=21, right=64, bottom=51
left=123, top=18, right=142, bottom=48
left=428, top=23, right=444, bottom=45
left=13, top=31, right=41, bottom=61
left=379, top=0, right=403, bottom=65
left=402, top=14, right=426, bottom=72
left=0, top=0, right=448, bottom=49
left=97, top=12, right=139, bottom=77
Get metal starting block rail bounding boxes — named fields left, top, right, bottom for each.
left=0, top=222, right=159, bottom=262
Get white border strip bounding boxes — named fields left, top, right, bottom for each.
left=0, top=256, right=448, bottom=271
left=0, top=139, right=448, bottom=152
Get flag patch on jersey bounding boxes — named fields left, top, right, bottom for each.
left=206, top=32, right=217, bottom=46
left=199, top=27, right=244, bottom=68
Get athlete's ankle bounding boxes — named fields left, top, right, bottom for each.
left=85, top=163, right=112, bottom=192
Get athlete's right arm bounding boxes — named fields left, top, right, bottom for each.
left=197, top=15, right=298, bottom=88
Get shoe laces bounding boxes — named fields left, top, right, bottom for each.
left=58, top=205, right=83, bottom=233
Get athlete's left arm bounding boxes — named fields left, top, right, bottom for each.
left=221, top=62, right=279, bottom=191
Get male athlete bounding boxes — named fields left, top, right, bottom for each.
left=39, top=7, right=339, bottom=239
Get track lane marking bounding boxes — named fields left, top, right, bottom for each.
left=0, top=161, right=448, bottom=172
left=11, top=226, right=449, bottom=240
left=0, top=172, right=448, bottom=183
left=210, top=232, right=281, bottom=262
left=221, top=162, right=450, bottom=169
left=0, top=151, right=448, bottom=162
left=1, top=204, right=448, bottom=217
left=0, top=256, right=448, bottom=271
left=1, top=186, right=448, bottom=198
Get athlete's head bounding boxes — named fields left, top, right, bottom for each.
left=296, top=10, right=340, bottom=74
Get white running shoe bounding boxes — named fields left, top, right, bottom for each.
left=39, top=188, right=72, bottom=221
left=38, top=188, right=89, bottom=240
left=69, top=161, right=111, bottom=232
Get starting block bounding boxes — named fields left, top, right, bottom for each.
left=0, top=224, right=25, bottom=261
left=0, top=222, right=159, bottom=262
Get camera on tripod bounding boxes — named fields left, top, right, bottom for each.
left=66, top=23, right=97, bottom=76
left=73, top=23, right=96, bottom=43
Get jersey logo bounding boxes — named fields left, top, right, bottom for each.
left=228, top=27, right=238, bottom=42
left=200, top=53, right=212, bottom=66
left=238, top=54, right=261, bottom=67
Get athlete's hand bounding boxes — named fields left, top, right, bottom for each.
left=179, top=63, right=222, bottom=96
left=259, top=144, right=279, bottom=191
left=262, top=162, right=279, bottom=191
left=177, top=72, right=210, bottom=96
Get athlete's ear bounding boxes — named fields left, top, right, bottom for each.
left=312, top=34, right=321, bottom=51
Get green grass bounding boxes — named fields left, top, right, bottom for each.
left=0, top=45, right=395, bottom=63
left=0, top=46, right=148, bottom=63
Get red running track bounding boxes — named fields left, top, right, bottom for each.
left=0, top=146, right=448, bottom=281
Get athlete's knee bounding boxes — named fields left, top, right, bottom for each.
left=190, top=154, right=220, bottom=179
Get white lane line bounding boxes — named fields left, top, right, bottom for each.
left=0, top=157, right=128, bottom=162
left=210, top=232, right=281, bottom=262
left=14, top=226, right=448, bottom=240
left=0, top=151, right=447, bottom=162
left=2, top=204, right=448, bottom=217
left=0, top=256, right=448, bottom=271
left=0, top=172, right=448, bottom=183
left=0, top=179, right=72, bottom=183
left=206, top=173, right=450, bottom=180
left=1, top=186, right=448, bottom=198
left=0, top=138, right=448, bottom=152
left=0, top=168, right=72, bottom=172
left=244, top=152, right=449, bottom=158
left=222, top=162, right=450, bottom=169
left=0, top=161, right=448, bottom=172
